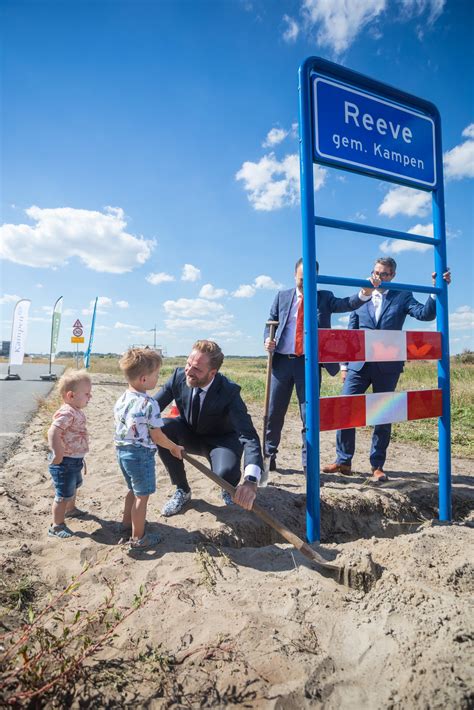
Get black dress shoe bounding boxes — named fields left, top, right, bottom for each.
left=269, top=457, right=277, bottom=471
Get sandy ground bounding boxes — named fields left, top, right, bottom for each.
left=0, top=373, right=473, bottom=708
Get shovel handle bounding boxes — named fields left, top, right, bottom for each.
left=182, top=451, right=340, bottom=576
left=263, top=320, right=279, bottom=451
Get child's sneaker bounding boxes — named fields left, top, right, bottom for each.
left=161, top=488, right=191, bottom=517
left=48, top=523, right=74, bottom=539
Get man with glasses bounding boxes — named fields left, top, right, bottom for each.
left=323, top=256, right=451, bottom=484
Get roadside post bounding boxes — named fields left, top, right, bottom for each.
left=298, top=57, right=450, bottom=543
left=71, top=319, right=84, bottom=369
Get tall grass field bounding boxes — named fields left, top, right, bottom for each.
left=44, top=354, right=474, bottom=459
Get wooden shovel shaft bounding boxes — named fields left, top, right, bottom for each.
left=182, top=451, right=340, bottom=576
left=262, top=320, right=279, bottom=454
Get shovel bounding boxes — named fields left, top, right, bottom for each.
left=260, top=320, right=279, bottom=487
left=182, top=452, right=379, bottom=590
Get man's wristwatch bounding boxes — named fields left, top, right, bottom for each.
left=245, top=475, right=258, bottom=483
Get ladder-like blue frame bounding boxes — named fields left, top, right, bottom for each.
left=298, top=57, right=451, bottom=543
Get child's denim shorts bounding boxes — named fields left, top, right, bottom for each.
left=49, top=457, right=84, bottom=502
left=116, top=445, right=156, bottom=496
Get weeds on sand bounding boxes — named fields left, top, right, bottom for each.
left=194, top=544, right=236, bottom=592
left=0, top=577, right=37, bottom=615
left=0, top=563, right=158, bottom=707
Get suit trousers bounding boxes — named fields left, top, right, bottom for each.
left=156, top=417, right=243, bottom=492
left=266, top=354, right=319, bottom=467
left=336, top=364, right=401, bottom=469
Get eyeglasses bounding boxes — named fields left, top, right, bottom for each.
left=372, top=270, right=393, bottom=278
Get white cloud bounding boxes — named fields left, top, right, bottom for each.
left=232, top=284, right=256, bottom=298
left=450, top=306, right=474, bottom=332
left=181, top=263, right=201, bottom=282
left=254, top=275, right=283, bottom=290
left=282, top=14, right=300, bottom=42
left=146, top=272, right=175, bottom=285
left=199, top=284, right=228, bottom=300
left=378, top=186, right=431, bottom=218
left=263, top=127, right=289, bottom=148
left=0, top=293, right=22, bottom=305
left=82, top=296, right=113, bottom=316
left=236, top=152, right=326, bottom=211
left=338, top=315, right=350, bottom=324
left=163, top=298, right=224, bottom=318
left=36, top=283, right=43, bottom=288
left=165, top=315, right=234, bottom=331
left=114, top=321, right=144, bottom=331
left=302, top=0, right=386, bottom=56
left=232, top=274, right=283, bottom=298
left=299, top=0, right=445, bottom=55
left=379, top=223, right=434, bottom=254
left=116, top=300, right=129, bottom=309
left=443, top=124, right=474, bottom=181
left=0, top=206, right=154, bottom=273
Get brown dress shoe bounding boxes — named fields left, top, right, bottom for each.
left=322, top=462, right=353, bottom=475
left=370, top=467, right=388, bottom=483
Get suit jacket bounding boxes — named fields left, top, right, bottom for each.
left=347, top=290, right=437, bottom=374
left=264, top=287, right=364, bottom=376
left=155, top=368, right=263, bottom=470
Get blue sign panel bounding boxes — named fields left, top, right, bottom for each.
left=313, top=76, right=437, bottom=188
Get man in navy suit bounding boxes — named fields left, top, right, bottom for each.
left=155, top=339, right=263, bottom=516
left=323, top=256, right=451, bottom=483
left=263, top=258, right=375, bottom=478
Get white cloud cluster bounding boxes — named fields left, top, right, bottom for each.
left=199, top=284, right=228, bottom=300
left=0, top=206, right=154, bottom=273
left=232, top=274, right=283, bottom=298
left=378, top=186, right=431, bottom=218
left=444, top=123, right=474, bottom=181
left=116, top=300, right=129, bottom=309
left=263, top=127, right=289, bottom=148
left=181, top=264, right=201, bottom=282
left=146, top=272, right=175, bottom=285
left=301, top=0, right=386, bottom=55
left=294, top=0, right=445, bottom=55
left=380, top=223, right=434, bottom=254
left=450, top=305, right=474, bottom=332
left=282, top=14, right=300, bottom=42
left=0, top=293, right=23, bottom=305
left=163, top=298, right=224, bottom=319
left=236, top=153, right=326, bottom=211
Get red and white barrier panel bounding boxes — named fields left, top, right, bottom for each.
left=318, top=329, right=441, bottom=363
left=320, top=389, right=442, bottom=431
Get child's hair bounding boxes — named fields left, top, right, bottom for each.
left=58, top=370, right=92, bottom=398
left=119, top=347, right=163, bottom=382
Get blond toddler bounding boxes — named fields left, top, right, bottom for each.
left=114, top=348, right=183, bottom=551
left=47, top=370, right=91, bottom=539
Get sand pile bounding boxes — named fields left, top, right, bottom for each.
left=0, top=374, right=472, bottom=708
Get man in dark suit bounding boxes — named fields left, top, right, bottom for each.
left=263, top=258, right=375, bottom=478
left=323, top=256, right=451, bottom=483
left=155, top=340, right=263, bottom=516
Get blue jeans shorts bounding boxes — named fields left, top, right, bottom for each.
left=116, top=445, right=156, bottom=497
left=49, top=457, right=84, bottom=502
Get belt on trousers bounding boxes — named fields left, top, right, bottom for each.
left=275, top=352, right=304, bottom=359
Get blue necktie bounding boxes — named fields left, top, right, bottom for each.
left=191, top=388, right=203, bottom=428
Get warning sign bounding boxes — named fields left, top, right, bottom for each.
left=73, top=319, right=83, bottom=328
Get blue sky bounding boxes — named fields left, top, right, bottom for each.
left=1, top=0, right=473, bottom=357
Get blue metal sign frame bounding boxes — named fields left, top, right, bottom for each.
left=298, top=56, right=451, bottom=543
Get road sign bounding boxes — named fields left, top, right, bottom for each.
left=73, top=319, right=83, bottom=328
left=312, top=75, right=437, bottom=189
left=71, top=336, right=84, bottom=343
left=73, top=327, right=83, bottom=337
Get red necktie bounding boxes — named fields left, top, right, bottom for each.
left=295, top=294, right=304, bottom=356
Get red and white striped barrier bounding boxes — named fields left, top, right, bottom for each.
left=318, top=329, right=441, bottom=363
left=319, top=389, right=442, bottom=431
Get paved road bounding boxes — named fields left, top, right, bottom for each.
left=0, top=363, right=65, bottom=465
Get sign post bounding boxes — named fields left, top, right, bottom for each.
left=71, top=319, right=84, bottom=369
left=298, top=57, right=450, bottom=542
